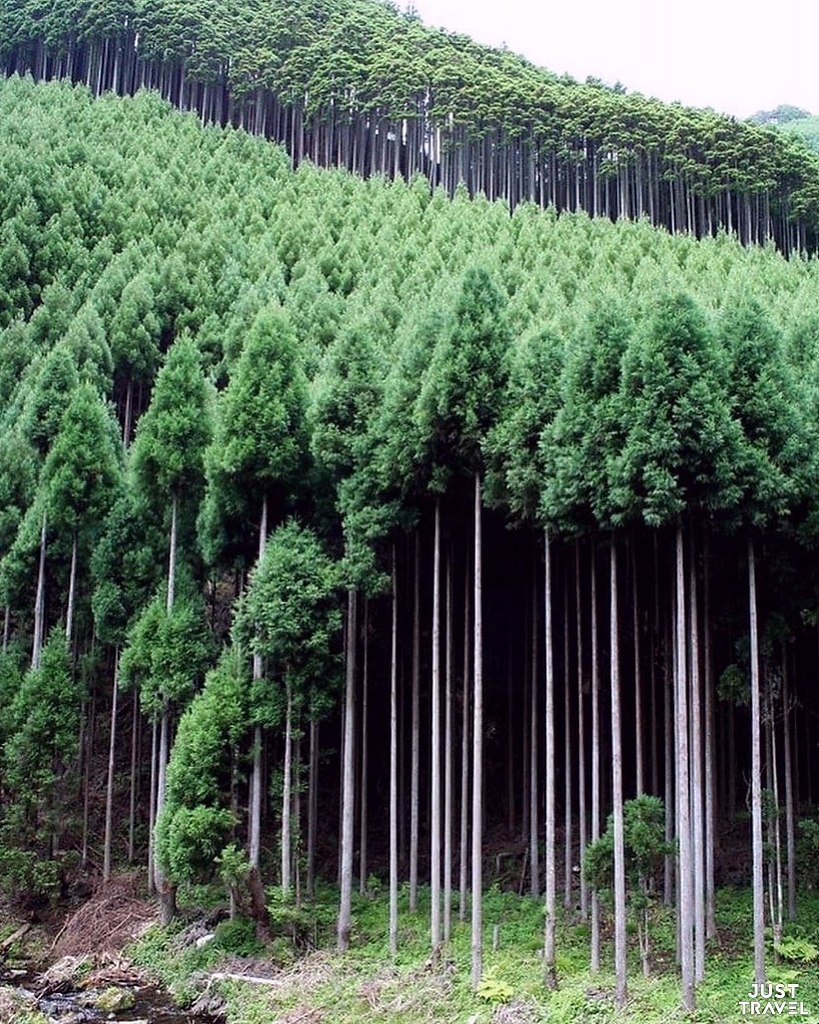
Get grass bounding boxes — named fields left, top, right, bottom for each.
left=127, top=884, right=819, bottom=1023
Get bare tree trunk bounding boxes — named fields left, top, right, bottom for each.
left=530, top=572, right=539, bottom=898
left=576, top=542, right=588, bottom=921
left=431, top=500, right=442, bottom=953
left=281, top=674, right=293, bottom=897
left=148, top=719, right=157, bottom=894
left=471, top=472, right=483, bottom=988
left=783, top=659, right=796, bottom=921
left=444, top=554, right=453, bottom=943
left=65, top=532, right=78, bottom=647
left=389, top=550, right=399, bottom=954
left=689, top=539, right=705, bottom=983
left=544, top=530, right=557, bottom=989
left=127, top=688, right=138, bottom=864
left=676, top=524, right=695, bottom=1012
left=563, top=578, right=572, bottom=910
left=103, top=647, right=120, bottom=882
left=155, top=492, right=179, bottom=925
left=359, top=601, right=369, bottom=896
left=410, top=535, right=420, bottom=912
left=32, top=510, right=47, bottom=670
left=337, top=588, right=357, bottom=952
left=307, top=719, right=318, bottom=899
left=459, top=556, right=471, bottom=923
left=748, top=535, right=766, bottom=986
left=610, top=539, right=627, bottom=1008
left=248, top=495, right=269, bottom=936
left=632, top=547, right=643, bottom=794
left=703, top=542, right=717, bottom=939
left=590, top=546, right=601, bottom=974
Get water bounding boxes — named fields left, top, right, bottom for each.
left=1, top=969, right=213, bottom=1023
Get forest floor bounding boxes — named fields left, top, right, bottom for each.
left=119, top=883, right=819, bottom=1024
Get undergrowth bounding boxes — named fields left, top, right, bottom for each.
left=127, top=886, right=819, bottom=1023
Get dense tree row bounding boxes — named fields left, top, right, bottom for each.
left=3, top=0, right=819, bottom=254
left=1, top=79, right=819, bottom=1013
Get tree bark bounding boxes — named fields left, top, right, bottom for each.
left=444, top=552, right=453, bottom=943
left=248, top=495, right=269, bottom=936
left=471, top=472, right=483, bottom=988
left=590, top=545, right=601, bottom=974
left=389, top=550, right=399, bottom=954
left=610, top=539, right=627, bottom=1009
left=676, top=524, right=695, bottom=1012
left=359, top=600, right=369, bottom=896
left=65, top=532, right=78, bottom=648
left=783, top=658, right=796, bottom=921
left=102, top=647, right=120, bottom=882
left=543, top=530, right=556, bottom=989
left=410, top=535, right=420, bottom=912
left=748, top=535, right=766, bottom=985
left=337, top=588, right=357, bottom=952
left=281, top=674, right=293, bottom=897
left=431, top=499, right=442, bottom=953
left=32, top=510, right=47, bottom=670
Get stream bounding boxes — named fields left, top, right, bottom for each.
left=1, top=968, right=215, bottom=1024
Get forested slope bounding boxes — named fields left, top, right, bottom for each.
left=3, top=0, right=819, bottom=253
left=1, top=77, right=819, bottom=1014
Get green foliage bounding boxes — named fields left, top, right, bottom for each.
left=0, top=631, right=80, bottom=899
left=584, top=795, right=671, bottom=894
left=156, top=650, right=246, bottom=884
left=475, top=967, right=514, bottom=1004
left=235, top=520, right=342, bottom=725
left=120, top=577, right=214, bottom=717
left=775, top=935, right=819, bottom=964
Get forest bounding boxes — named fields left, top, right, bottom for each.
left=3, top=0, right=819, bottom=255
left=0, top=49, right=819, bottom=1024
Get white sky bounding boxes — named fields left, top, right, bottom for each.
left=408, top=0, right=819, bottom=119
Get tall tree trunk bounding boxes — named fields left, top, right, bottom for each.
left=32, top=510, right=47, bottom=670
left=564, top=579, right=572, bottom=910
left=703, top=541, right=717, bottom=939
left=611, top=539, right=628, bottom=1008
left=748, top=535, right=766, bottom=985
left=155, top=493, right=178, bottom=926
left=544, top=530, right=557, bottom=989
left=281, top=674, right=293, bottom=897
left=359, top=600, right=369, bottom=896
left=65, top=532, right=78, bottom=647
left=530, top=572, right=539, bottom=898
left=689, top=539, right=705, bottom=983
left=307, top=719, right=318, bottom=899
left=632, top=547, right=643, bottom=794
left=590, top=545, right=601, bottom=974
left=576, top=543, right=588, bottom=921
left=248, top=495, right=269, bottom=936
left=431, top=500, right=442, bottom=953
left=103, top=647, right=120, bottom=882
left=676, top=524, right=695, bottom=1012
left=459, top=555, right=471, bottom=923
left=444, top=553, right=453, bottom=943
left=471, top=472, right=483, bottom=988
left=127, top=688, right=138, bottom=864
left=148, top=720, right=157, bottom=893
left=337, top=588, right=357, bottom=952
left=783, top=659, right=796, bottom=921
left=410, top=535, right=420, bottom=912
left=389, top=550, right=399, bottom=954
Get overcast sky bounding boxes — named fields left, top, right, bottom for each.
left=408, top=0, right=818, bottom=119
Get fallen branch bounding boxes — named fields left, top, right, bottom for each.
left=0, top=923, right=31, bottom=958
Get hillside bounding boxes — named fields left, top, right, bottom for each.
left=1, top=75, right=819, bottom=1020
left=2, top=0, right=819, bottom=253
left=750, top=104, right=819, bottom=154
